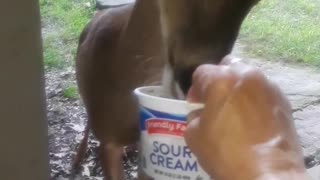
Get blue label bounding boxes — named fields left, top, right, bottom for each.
left=139, top=107, right=186, bottom=131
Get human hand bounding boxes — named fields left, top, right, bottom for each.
left=184, top=56, right=308, bottom=180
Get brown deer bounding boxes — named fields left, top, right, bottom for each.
left=73, top=0, right=259, bottom=179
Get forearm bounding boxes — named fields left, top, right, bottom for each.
left=256, top=170, right=310, bottom=180
left=252, top=146, right=309, bottom=180
left=211, top=146, right=309, bottom=180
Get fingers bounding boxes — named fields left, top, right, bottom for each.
left=184, top=116, right=201, bottom=150
left=186, top=109, right=203, bottom=124
left=186, top=64, right=221, bottom=102
left=186, top=64, right=237, bottom=103
left=220, top=55, right=243, bottom=65
left=186, top=64, right=240, bottom=134
left=186, top=61, right=282, bottom=128
left=186, top=54, right=249, bottom=103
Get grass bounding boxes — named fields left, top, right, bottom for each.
left=40, top=0, right=94, bottom=69
left=42, top=34, right=65, bottom=68
left=40, top=0, right=320, bottom=68
left=62, top=85, right=78, bottom=99
left=239, top=0, right=320, bottom=65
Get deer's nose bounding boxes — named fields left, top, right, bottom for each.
left=174, top=65, right=198, bottom=95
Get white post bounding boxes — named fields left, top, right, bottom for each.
left=0, top=0, right=49, bottom=179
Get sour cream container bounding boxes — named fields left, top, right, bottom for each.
left=134, top=86, right=211, bottom=180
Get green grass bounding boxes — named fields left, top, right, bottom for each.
left=62, top=85, right=78, bottom=99
left=40, top=0, right=320, bottom=67
left=239, top=0, right=320, bottom=65
left=43, top=34, right=65, bottom=68
left=40, top=0, right=94, bottom=69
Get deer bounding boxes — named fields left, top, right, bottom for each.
left=73, top=0, right=259, bottom=179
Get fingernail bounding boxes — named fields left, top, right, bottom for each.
left=187, top=102, right=204, bottom=112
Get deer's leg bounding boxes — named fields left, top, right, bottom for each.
left=100, top=142, right=125, bottom=180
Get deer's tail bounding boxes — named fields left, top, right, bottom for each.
left=71, top=121, right=90, bottom=176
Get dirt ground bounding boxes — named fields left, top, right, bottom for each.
left=47, top=48, right=320, bottom=180
left=46, top=68, right=138, bottom=180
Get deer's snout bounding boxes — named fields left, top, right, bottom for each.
left=173, top=64, right=198, bottom=95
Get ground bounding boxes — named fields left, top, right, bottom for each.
left=46, top=69, right=138, bottom=180
left=42, top=0, right=320, bottom=179
left=47, top=44, right=320, bottom=180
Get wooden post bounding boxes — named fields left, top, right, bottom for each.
left=0, top=0, right=49, bottom=179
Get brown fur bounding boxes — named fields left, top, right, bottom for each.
left=73, top=0, right=259, bottom=179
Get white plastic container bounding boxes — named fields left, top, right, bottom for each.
left=134, top=86, right=211, bottom=180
